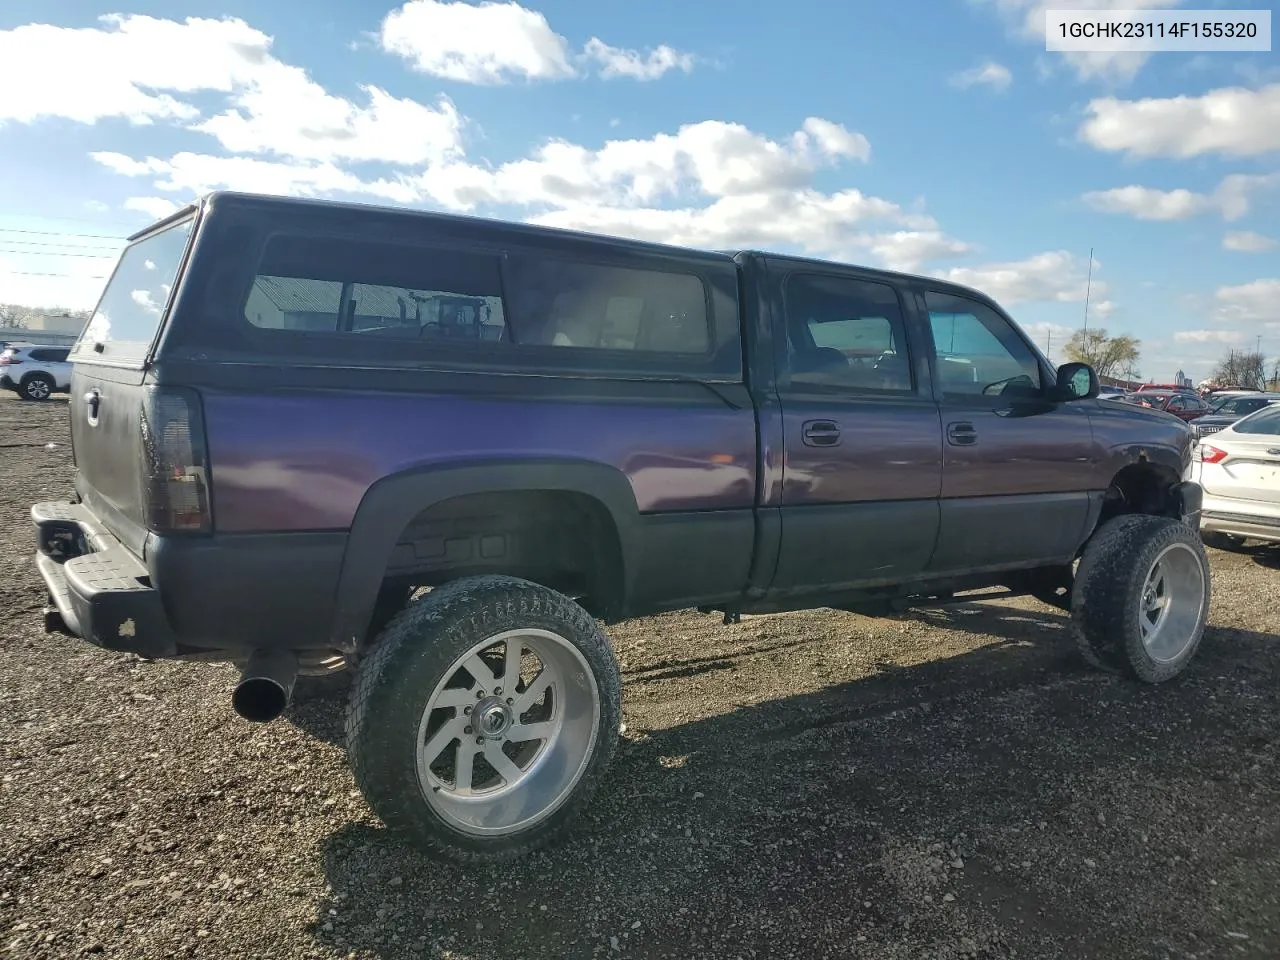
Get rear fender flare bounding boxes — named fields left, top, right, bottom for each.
left=330, top=459, right=641, bottom=649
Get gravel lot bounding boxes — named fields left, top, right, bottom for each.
left=3, top=390, right=1280, bottom=960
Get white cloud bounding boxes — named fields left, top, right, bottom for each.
left=1081, top=173, right=1280, bottom=221
left=416, top=117, right=872, bottom=211
left=379, top=0, right=694, bottom=84
left=1173, top=329, right=1247, bottom=344
left=583, top=38, right=694, bottom=81
left=973, top=0, right=1178, bottom=83
left=1223, top=230, right=1278, bottom=253
left=0, top=14, right=464, bottom=168
left=1079, top=84, right=1280, bottom=159
left=934, top=251, right=1107, bottom=305
left=865, top=231, right=974, bottom=272
left=123, top=197, right=183, bottom=220
left=950, top=61, right=1012, bottom=91
left=93, top=151, right=423, bottom=204
left=1214, top=279, right=1280, bottom=325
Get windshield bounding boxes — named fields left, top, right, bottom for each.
left=72, top=218, right=194, bottom=365
left=1216, top=397, right=1267, bottom=416
left=1234, top=405, right=1280, bottom=436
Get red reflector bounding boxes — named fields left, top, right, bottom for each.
left=1200, top=445, right=1228, bottom=464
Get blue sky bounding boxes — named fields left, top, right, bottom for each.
left=0, top=0, right=1276, bottom=382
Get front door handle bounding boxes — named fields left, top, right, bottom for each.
left=946, top=421, right=977, bottom=446
left=802, top=419, right=841, bottom=447
left=83, top=388, right=101, bottom=426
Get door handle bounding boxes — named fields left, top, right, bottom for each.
left=946, top=421, right=977, bottom=446
left=802, top=419, right=841, bottom=447
left=83, top=388, right=101, bottom=426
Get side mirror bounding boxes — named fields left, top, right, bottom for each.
left=1052, top=362, right=1099, bottom=401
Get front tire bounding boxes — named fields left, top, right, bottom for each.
left=1071, top=514, right=1210, bottom=682
left=345, top=575, right=621, bottom=862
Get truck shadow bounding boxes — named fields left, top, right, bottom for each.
left=304, top=606, right=1280, bottom=960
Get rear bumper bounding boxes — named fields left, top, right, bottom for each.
left=33, top=500, right=349, bottom=659
left=1201, top=492, right=1280, bottom=544
left=33, top=501, right=180, bottom=658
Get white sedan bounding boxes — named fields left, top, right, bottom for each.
left=1187, top=403, right=1280, bottom=548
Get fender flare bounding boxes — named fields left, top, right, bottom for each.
left=329, top=458, right=641, bottom=648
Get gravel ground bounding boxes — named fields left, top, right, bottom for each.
left=2, top=390, right=1279, bottom=960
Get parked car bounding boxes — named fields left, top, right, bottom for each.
left=1188, top=403, right=1280, bottom=548
left=1098, top=384, right=1127, bottom=399
left=1194, top=394, right=1280, bottom=438
left=0, top=343, right=72, bottom=400
left=1136, top=383, right=1198, bottom=396
left=31, top=191, right=1210, bottom=863
left=1128, top=390, right=1213, bottom=422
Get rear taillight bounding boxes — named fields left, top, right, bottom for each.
left=1193, top=444, right=1228, bottom=464
left=0, top=355, right=19, bottom=365
left=139, top=386, right=212, bottom=534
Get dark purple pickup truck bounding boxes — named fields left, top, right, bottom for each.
left=33, top=191, right=1209, bottom=861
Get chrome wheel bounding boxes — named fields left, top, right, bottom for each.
left=1138, top=542, right=1206, bottom=664
left=24, top=378, right=51, bottom=400
left=415, top=627, right=600, bottom=837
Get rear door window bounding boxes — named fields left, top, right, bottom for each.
left=73, top=218, right=194, bottom=365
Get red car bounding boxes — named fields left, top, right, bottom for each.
left=1127, top=390, right=1212, bottom=421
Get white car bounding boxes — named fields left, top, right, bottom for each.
left=0, top=344, right=73, bottom=401
left=1187, top=403, right=1280, bottom=548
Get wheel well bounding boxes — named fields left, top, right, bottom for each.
left=1100, top=462, right=1182, bottom=525
left=376, top=490, right=625, bottom=622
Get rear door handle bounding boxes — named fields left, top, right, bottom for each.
left=802, top=419, right=841, bottom=447
left=946, top=421, right=977, bottom=446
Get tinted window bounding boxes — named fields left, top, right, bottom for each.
left=245, top=235, right=507, bottom=344
left=1166, top=396, right=1189, bottom=411
left=505, top=257, right=710, bottom=356
left=925, top=291, right=1042, bottom=399
left=28, top=348, right=70, bottom=362
left=1219, top=397, right=1268, bottom=415
left=782, top=273, right=913, bottom=393
left=1234, top=406, right=1280, bottom=435
left=74, top=218, right=193, bottom=364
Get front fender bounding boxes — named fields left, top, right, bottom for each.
left=329, top=458, right=641, bottom=649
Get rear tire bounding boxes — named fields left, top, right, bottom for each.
left=19, top=373, right=54, bottom=401
left=1071, top=514, right=1210, bottom=682
left=346, top=575, right=621, bottom=863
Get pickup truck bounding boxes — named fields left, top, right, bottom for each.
left=31, top=191, right=1209, bottom=863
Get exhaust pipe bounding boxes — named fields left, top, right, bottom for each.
left=232, top=650, right=298, bottom=723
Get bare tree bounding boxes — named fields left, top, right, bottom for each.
left=1212, top=349, right=1268, bottom=390
left=1063, top=328, right=1142, bottom=379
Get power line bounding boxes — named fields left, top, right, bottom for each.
left=0, top=270, right=107, bottom=278
left=0, top=227, right=128, bottom=240
left=0, top=248, right=117, bottom=258
left=0, top=239, right=124, bottom=251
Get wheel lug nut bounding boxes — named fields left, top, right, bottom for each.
left=476, top=737, right=484, bottom=744
left=476, top=690, right=485, bottom=699
left=464, top=726, right=472, bottom=734
left=464, top=706, right=471, bottom=715
left=495, top=686, right=502, bottom=695
left=506, top=698, right=514, bottom=705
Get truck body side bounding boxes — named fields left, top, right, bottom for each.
left=38, top=191, right=1199, bottom=667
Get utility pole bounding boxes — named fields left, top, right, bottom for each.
left=1046, top=329, right=1052, bottom=360
left=1082, top=247, right=1093, bottom=332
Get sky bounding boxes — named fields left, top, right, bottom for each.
left=0, top=0, right=1276, bottom=382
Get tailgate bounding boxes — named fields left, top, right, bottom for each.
left=68, top=368, right=153, bottom=557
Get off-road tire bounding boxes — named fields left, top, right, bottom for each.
left=19, top=373, right=55, bottom=401
left=345, top=575, right=621, bottom=863
left=1071, top=514, right=1210, bottom=682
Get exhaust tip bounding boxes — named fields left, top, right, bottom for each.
left=232, top=650, right=298, bottom=723
left=232, top=677, right=290, bottom=722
